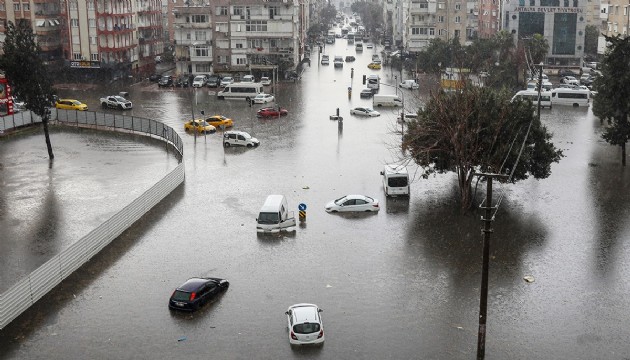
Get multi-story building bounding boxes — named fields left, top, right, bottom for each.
left=172, top=0, right=308, bottom=78
left=478, top=0, right=501, bottom=38
left=403, top=0, right=477, bottom=52
left=601, top=0, right=629, bottom=37
left=503, top=0, right=587, bottom=66
left=0, top=0, right=163, bottom=78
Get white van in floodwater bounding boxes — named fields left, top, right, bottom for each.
left=381, top=165, right=410, bottom=197
left=256, top=195, right=296, bottom=233
left=373, top=94, right=402, bottom=107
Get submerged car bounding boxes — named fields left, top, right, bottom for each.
left=360, top=89, right=374, bottom=98
left=260, top=76, right=272, bottom=86
left=325, top=194, right=380, bottom=212
left=184, top=119, right=216, bottom=134
left=367, top=63, right=382, bottom=70
left=158, top=75, right=174, bottom=87
left=223, top=130, right=260, bottom=148
left=286, top=303, right=325, bottom=346
left=350, top=107, right=380, bottom=117
left=55, top=99, right=88, bottom=111
left=345, top=55, right=356, bottom=62
left=169, top=277, right=229, bottom=311
left=253, top=93, right=275, bottom=104
left=257, top=107, right=288, bottom=117
left=204, top=115, right=234, bottom=128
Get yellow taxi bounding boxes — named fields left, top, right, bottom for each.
left=204, top=115, right=234, bottom=128
left=367, top=63, right=382, bottom=70
left=55, top=99, right=88, bottom=111
left=184, top=119, right=216, bottom=134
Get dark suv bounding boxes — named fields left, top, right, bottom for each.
left=158, top=75, right=174, bottom=87
left=175, top=76, right=189, bottom=88
left=206, top=74, right=221, bottom=88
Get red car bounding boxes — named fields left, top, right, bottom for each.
left=257, top=107, right=288, bottom=118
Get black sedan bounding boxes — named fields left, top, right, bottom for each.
left=169, top=277, right=229, bottom=311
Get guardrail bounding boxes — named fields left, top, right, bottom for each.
left=0, top=109, right=185, bottom=330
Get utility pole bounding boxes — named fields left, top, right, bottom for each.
left=474, top=172, right=507, bottom=360
left=536, top=62, right=544, bottom=122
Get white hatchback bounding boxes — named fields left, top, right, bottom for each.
left=285, top=304, right=324, bottom=346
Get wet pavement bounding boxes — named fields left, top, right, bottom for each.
left=1, top=39, right=630, bottom=359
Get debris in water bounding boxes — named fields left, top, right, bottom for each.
left=326, top=284, right=333, bottom=288
left=523, top=275, right=535, bottom=283
left=303, top=186, right=310, bottom=189
left=178, top=336, right=187, bottom=342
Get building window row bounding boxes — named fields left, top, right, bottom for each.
left=246, top=21, right=267, bottom=32
left=412, top=27, right=436, bottom=35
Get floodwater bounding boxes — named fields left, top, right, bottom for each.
left=1, top=39, right=630, bottom=359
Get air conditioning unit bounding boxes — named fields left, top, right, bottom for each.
left=240, top=15, right=245, bottom=19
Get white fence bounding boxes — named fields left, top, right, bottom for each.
left=0, top=110, right=185, bottom=330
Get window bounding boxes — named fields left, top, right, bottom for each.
left=89, top=19, right=96, bottom=27
left=218, top=55, right=228, bottom=64
left=88, top=0, right=95, bottom=10
left=236, top=57, right=247, bottom=65
left=530, top=0, right=535, bottom=5
left=269, top=6, right=279, bottom=17
left=73, top=53, right=82, bottom=60
left=91, top=53, right=99, bottom=61
left=236, top=43, right=243, bottom=48
left=72, top=35, right=80, bottom=44
left=455, top=3, right=461, bottom=10
left=455, top=16, right=461, bottom=23
left=14, top=3, right=20, bottom=11
left=438, top=16, right=445, bottom=22
left=217, top=6, right=228, bottom=16
left=455, top=29, right=461, bottom=38
left=191, top=15, right=207, bottom=23
left=249, top=39, right=263, bottom=48
left=195, top=31, right=207, bottom=41
left=233, top=6, right=243, bottom=15
left=429, top=28, right=435, bottom=35
left=71, top=19, right=79, bottom=27
left=90, top=36, right=96, bottom=45
left=0, top=3, right=5, bottom=11
left=438, top=2, right=445, bottom=8
left=419, top=2, right=428, bottom=8
left=195, top=63, right=212, bottom=73
left=439, top=29, right=447, bottom=35
left=23, top=3, right=30, bottom=11
left=246, top=21, right=267, bottom=32
left=194, top=46, right=209, bottom=57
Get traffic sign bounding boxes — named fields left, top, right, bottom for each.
left=298, top=203, right=307, bottom=211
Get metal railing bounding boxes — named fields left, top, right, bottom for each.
left=0, top=109, right=185, bottom=330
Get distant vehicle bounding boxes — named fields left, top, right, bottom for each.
left=561, top=76, right=579, bottom=86
left=206, top=74, right=221, bottom=88
left=321, top=55, right=330, bottom=65
left=360, top=89, right=374, bottom=98
left=527, top=81, right=552, bottom=92
left=325, top=194, right=380, bottom=213
left=257, top=107, right=288, bottom=118
left=368, top=63, right=382, bottom=70
left=192, top=75, right=207, bottom=88
left=100, top=95, right=133, bottom=110
left=257, top=195, right=296, bottom=233
left=217, top=82, right=264, bottom=100
left=558, top=69, right=579, bottom=78
left=241, top=74, right=255, bottom=83
left=203, top=115, right=234, bottom=128
left=366, top=43, right=374, bottom=49
left=373, top=94, right=402, bottom=107
left=168, top=277, right=229, bottom=311
left=253, top=93, right=275, bottom=104
left=345, top=55, right=356, bottom=62
left=175, top=76, right=190, bottom=88
left=511, top=90, right=552, bottom=109
left=350, top=107, right=380, bottom=117
left=381, top=165, right=410, bottom=197
left=372, top=54, right=381, bottom=62
left=367, top=74, right=380, bottom=90
left=285, top=303, right=325, bottom=346
left=55, top=99, right=88, bottom=111
left=158, top=75, right=174, bottom=87
left=551, top=88, right=590, bottom=107
left=260, top=76, right=272, bottom=86
left=355, top=43, right=363, bottom=52
left=223, top=130, right=260, bottom=148
left=220, top=76, right=234, bottom=87
left=334, top=56, right=344, bottom=68
left=149, top=73, right=161, bottom=82
left=184, top=119, right=216, bottom=134
left=399, top=80, right=419, bottom=90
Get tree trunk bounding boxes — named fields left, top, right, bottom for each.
left=622, top=141, right=626, bottom=167
left=42, top=116, right=54, bottom=160
left=458, top=167, right=474, bottom=212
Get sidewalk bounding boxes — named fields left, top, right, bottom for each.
left=0, top=126, right=179, bottom=292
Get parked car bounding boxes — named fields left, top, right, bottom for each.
left=192, top=75, right=207, bottom=88
left=206, top=74, right=221, bottom=88
left=149, top=73, right=161, bottom=82
left=260, top=76, right=272, bottom=86
left=350, top=107, right=380, bottom=117
left=561, top=76, right=579, bottom=85
left=158, top=75, right=174, bottom=87
left=204, top=115, right=234, bottom=128
left=345, top=55, right=356, bottom=62
left=558, top=69, right=579, bottom=78
left=223, top=130, right=260, bottom=148
left=184, top=119, right=216, bottom=134
left=257, top=107, right=288, bottom=118
left=333, top=56, right=344, bottom=67
left=168, top=277, right=229, bottom=311
left=285, top=303, right=324, bottom=346
left=399, top=80, right=419, bottom=90
left=368, top=63, right=382, bottom=70
left=360, top=89, right=374, bottom=98
left=241, top=74, right=255, bottom=82
left=220, top=76, right=234, bottom=87
left=253, top=93, right=275, bottom=104
left=55, top=99, right=88, bottom=111
left=100, top=95, right=133, bottom=110
left=366, top=43, right=373, bottom=49
left=325, top=194, right=380, bottom=212
left=321, top=55, right=330, bottom=65
left=175, top=76, right=190, bottom=88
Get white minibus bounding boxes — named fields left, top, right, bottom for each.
left=217, top=82, right=264, bottom=100
left=511, top=90, right=552, bottom=109
left=550, top=88, right=590, bottom=107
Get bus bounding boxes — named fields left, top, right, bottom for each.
left=367, top=74, right=380, bottom=90
left=217, top=82, right=264, bottom=100
left=511, top=90, right=552, bottom=109
left=550, top=88, right=590, bottom=107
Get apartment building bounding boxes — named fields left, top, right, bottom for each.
left=172, top=0, right=309, bottom=78
left=478, top=0, right=500, bottom=38
left=601, top=0, right=629, bottom=37
left=0, top=0, right=163, bottom=78
left=404, top=0, right=477, bottom=52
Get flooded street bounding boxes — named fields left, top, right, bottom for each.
left=1, top=40, right=630, bottom=359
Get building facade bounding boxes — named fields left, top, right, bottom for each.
left=503, top=0, right=587, bottom=65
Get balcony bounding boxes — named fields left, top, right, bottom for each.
left=190, top=54, right=213, bottom=62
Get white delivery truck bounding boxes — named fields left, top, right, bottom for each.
left=380, top=165, right=410, bottom=197
left=256, top=195, right=296, bottom=233
left=373, top=94, right=403, bottom=107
